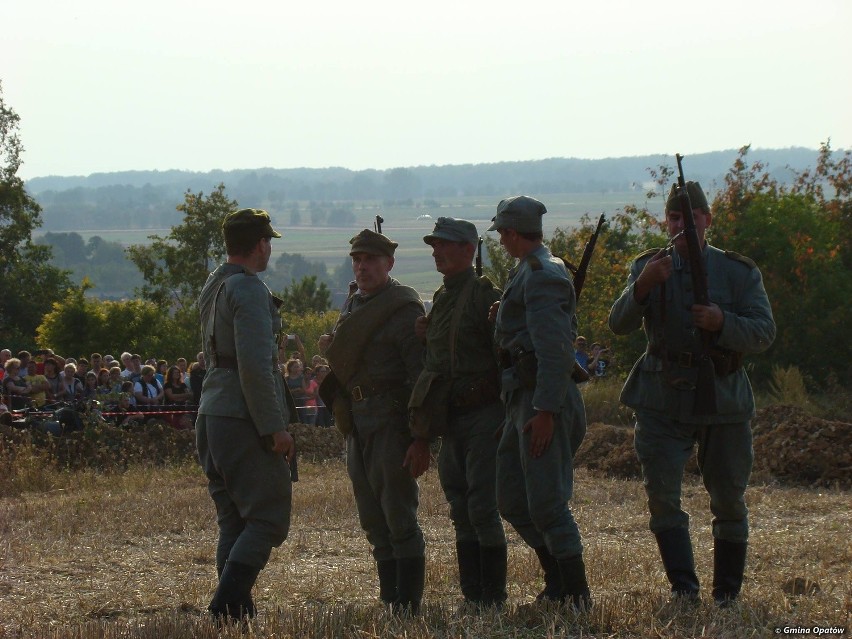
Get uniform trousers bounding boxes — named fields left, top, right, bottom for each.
left=438, top=400, right=506, bottom=547
left=347, top=421, right=426, bottom=561
left=496, top=385, right=586, bottom=559
left=196, top=414, right=292, bottom=569
left=633, top=410, right=753, bottom=542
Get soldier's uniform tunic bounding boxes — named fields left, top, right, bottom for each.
left=495, top=244, right=587, bottom=559
left=609, top=245, right=775, bottom=541
left=197, top=263, right=292, bottom=571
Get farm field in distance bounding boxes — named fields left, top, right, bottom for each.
left=43, top=191, right=646, bottom=298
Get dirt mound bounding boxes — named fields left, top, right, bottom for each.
left=573, top=406, right=851, bottom=488
left=289, top=423, right=344, bottom=461
left=751, top=405, right=851, bottom=488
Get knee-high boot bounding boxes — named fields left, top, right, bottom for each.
left=208, top=561, right=261, bottom=622
left=713, top=538, right=747, bottom=607
left=655, top=527, right=700, bottom=599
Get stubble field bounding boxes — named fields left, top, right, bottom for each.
left=1, top=455, right=849, bottom=639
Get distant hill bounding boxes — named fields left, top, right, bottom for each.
left=26, top=147, right=824, bottom=233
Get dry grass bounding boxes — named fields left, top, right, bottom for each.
left=0, top=459, right=849, bottom=638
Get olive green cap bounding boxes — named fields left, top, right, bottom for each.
left=486, top=195, right=546, bottom=233
left=222, top=208, right=282, bottom=240
left=665, top=181, right=709, bottom=213
left=349, top=228, right=398, bottom=257
left=423, top=217, right=479, bottom=246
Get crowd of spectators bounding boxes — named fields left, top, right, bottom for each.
left=1, top=342, right=333, bottom=430
left=574, top=336, right=614, bottom=380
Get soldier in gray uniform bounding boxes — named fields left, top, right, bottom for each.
left=489, top=196, right=591, bottom=609
left=318, top=229, right=427, bottom=613
left=609, top=182, right=775, bottom=606
left=196, top=208, right=295, bottom=622
left=408, top=218, right=507, bottom=607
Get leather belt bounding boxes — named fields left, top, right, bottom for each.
left=212, top=355, right=281, bottom=373
left=648, top=345, right=699, bottom=367
left=349, top=379, right=408, bottom=402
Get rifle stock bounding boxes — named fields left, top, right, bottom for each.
left=675, top=154, right=717, bottom=415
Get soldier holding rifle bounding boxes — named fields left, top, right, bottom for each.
left=609, top=165, right=775, bottom=606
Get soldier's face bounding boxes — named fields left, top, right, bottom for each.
left=497, top=228, right=522, bottom=258
left=666, top=208, right=712, bottom=257
left=430, top=239, right=473, bottom=277
left=351, top=252, right=393, bottom=295
left=252, top=236, right=273, bottom=272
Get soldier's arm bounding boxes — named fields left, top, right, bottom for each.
left=716, top=264, right=776, bottom=354
left=524, top=270, right=574, bottom=413
left=609, top=259, right=650, bottom=335
left=230, top=276, right=289, bottom=436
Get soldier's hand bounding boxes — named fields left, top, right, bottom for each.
left=691, top=302, right=724, bottom=332
left=270, top=429, right=295, bottom=461
left=522, top=411, right=554, bottom=458
left=403, top=438, right=431, bottom=478
left=318, top=333, right=333, bottom=354
left=634, top=250, right=673, bottom=302
left=488, top=301, right=501, bottom=323
left=414, top=315, right=429, bottom=341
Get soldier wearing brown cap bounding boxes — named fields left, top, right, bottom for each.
left=196, top=208, right=295, bottom=622
left=489, top=196, right=592, bottom=610
left=318, top=228, right=427, bottom=613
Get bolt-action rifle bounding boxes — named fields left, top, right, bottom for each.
left=475, top=237, right=483, bottom=276
left=568, top=213, right=605, bottom=302
left=675, top=153, right=717, bottom=415
left=374, top=214, right=384, bottom=234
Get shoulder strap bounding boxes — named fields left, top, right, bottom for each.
left=448, top=276, right=478, bottom=378
left=724, top=250, right=756, bottom=269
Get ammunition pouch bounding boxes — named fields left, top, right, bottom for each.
left=449, top=372, right=500, bottom=414
left=319, top=372, right=353, bottom=436
left=499, top=349, right=587, bottom=390
left=409, top=371, right=452, bottom=439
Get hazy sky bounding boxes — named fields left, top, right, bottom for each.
left=5, top=0, right=851, bottom=180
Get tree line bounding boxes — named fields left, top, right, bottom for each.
left=2, top=82, right=849, bottom=387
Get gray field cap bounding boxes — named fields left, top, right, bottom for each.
left=349, top=228, right=399, bottom=256
left=665, top=181, right=709, bottom=213
left=423, top=217, right=479, bottom=246
left=486, top=195, right=546, bottom=233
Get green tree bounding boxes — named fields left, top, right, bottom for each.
left=126, top=183, right=236, bottom=310
left=37, top=281, right=194, bottom=360
left=0, top=81, right=72, bottom=348
left=125, top=184, right=238, bottom=355
left=710, top=143, right=852, bottom=382
left=279, top=275, right=332, bottom=314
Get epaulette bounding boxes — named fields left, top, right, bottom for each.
left=725, top=251, right=756, bottom=269
left=525, top=255, right=543, bottom=271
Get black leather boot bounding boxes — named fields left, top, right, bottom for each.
left=456, top=541, right=482, bottom=603
left=393, top=556, right=426, bottom=615
left=376, top=559, right=398, bottom=604
left=655, top=527, right=700, bottom=600
left=479, top=544, right=508, bottom=607
left=557, top=554, right=592, bottom=611
left=208, top=561, right=261, bottom=622
left=533, top=546, right=562, bottom=601
left=713, top=538, right=747, bottom=607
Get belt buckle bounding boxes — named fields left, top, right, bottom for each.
left=678, top=351, right=693, bottom=368
left=351, top=386, right=364, bottom=402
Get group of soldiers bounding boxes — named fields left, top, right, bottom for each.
left=194, top=183, right=775, bottom=623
